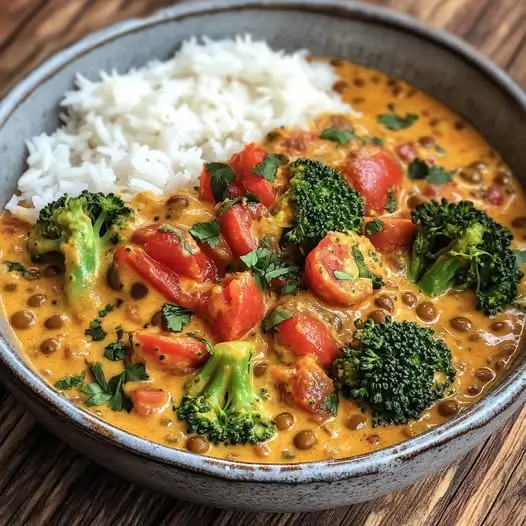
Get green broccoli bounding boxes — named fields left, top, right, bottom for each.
left=176, top=341, right=276, bottom=445
left=284, top=158, right=364, bottom=250
left=28, top=191, right=132, bottom=314
left=331, top=318, right=456, bottom=426
left=409, top=199, right=522, bottom=315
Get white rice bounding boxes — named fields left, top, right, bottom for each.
left=6, top=35, right=350, bottom=223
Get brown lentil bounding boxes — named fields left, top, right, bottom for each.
left=374, top=295, right=395, bottom=312
left=27, top=293, right=48, bottom=307
left=368, top=310, right=388, bottom=325
left=437, top=399, right=459, bottom=417
left=490, top=321, right=508, bottom=332
left=3, top=283, right=17, bottom=292
left=332, top=80, right=348, bottom=93
left=402, top=292, right=417, bottom=307
left=10, top=310, right=35, bottom=329
left=130, top=282, right=149, bottom=300
left=253, top=362, right=268, bottom=377
left=474, top=367, right=495, bottom=383
left=416, top=301, right=438, bottom=322
left=345, top=414, right=367, bottom=431
left=107, top=264, right=123, bottom=291
left=44, top=314, right=64, bottom=330
left=294, top=430, right=318, bottom=450
left=417, top=136, right=435, bottom=148
left=406, top=194, right=426, bottom=210
left=449, top=316, right=472, bottom=332
left=275, top=412, right=295, bottom=431
left=186, top=436, right=209, bottom=454
left=253, top=444, right=270, bottom=458
left=40, top=338, right=60, bottom=355
left=367, top=435, right=380, bottom=445
left=467, top=384, right=482, bottom=396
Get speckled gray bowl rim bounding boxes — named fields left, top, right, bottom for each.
left=0, top=0, right=525, bottom=484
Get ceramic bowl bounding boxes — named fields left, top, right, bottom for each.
left=0, top=0, right=525, bottom=512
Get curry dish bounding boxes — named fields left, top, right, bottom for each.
left=1, top=59, right=525, bottom=464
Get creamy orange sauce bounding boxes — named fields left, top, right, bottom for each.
left=1, top=60, right=525, bottom=464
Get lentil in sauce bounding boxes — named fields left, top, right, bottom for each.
left=1, top=59, right=525, bottom=464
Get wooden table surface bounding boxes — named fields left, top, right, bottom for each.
left=1, top=0, right=525, bottom=524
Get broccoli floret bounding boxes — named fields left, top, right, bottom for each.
left=284, top=158, right=364, bottom=250
left=409, top=199, right=522, bottom=315
left=28, top=191, right=132, bottom=313
left=176, top=341, right=276, bottom=445
left=331, top=318, right=455, bottom=426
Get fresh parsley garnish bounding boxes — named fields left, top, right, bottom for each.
left=85, top=319, right=107, bottom=342
left=407, top=158, right=453, bottom=185
left=189, top=219, right=220, bottom=249
left=384, top=188, right=397, bottom=213
left=240, top=246, right=300, bottom=293
left=370, top=136, right=384, bottom=146
left=159, top=224, right=196, bottom=254
left=334, top=270, right=355, bottom=280
left=320, top=128, right=359, bottom=145
left=104, top=342, right=127, bottom=361
left=377, top=104, right=419, bottom=131
left=262, top=307, right=293, bottom=332
left=320, top=392, right=339, bottom=416
left=162, top=303, right=192, bottom=333
left=435, top=144, right=446, bottom=155
left=78, top=362, right=149, bottom=411
left=365, top=219, right=384, bottom=236
left=3, top=261, right=39, bottom=280
left=54, top=371, right=86, bottom=390
left=252, top=154, right=281, bottom=182
left=352, top=246, right=383, bottom=289
left=205, top=162, right=236, bottom=202
left=98, top=303, right=115, bottom=318
left=219, top=193, right=260, bottom=215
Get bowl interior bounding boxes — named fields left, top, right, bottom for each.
left=0, top=0, right=525, bottom=479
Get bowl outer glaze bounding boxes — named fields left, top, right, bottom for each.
left=0, top=0, right=525, bottom=512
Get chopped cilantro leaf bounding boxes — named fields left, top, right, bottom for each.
left=188, top=332, right=215, bottom=356
left=377, top=104, right=419, bottom=131
left=365, top=219, right=384, bottom=236
left=262, top=307, right=293, bottom=332
left=334, top=270, right=355, bottom=280
left=104, top=341, right=127, bottom=361
left=204, top=162, right=236, bottom=202
left=240, top=246, right=300, bottom=292
left=514, top=250, right=526, bottom=266
left=407, top=158, right=453, bottom=185
left=189, top=220, right=220, bottom=249
left=54, top=371, right=86, bottom=390
left=85, top=319, right=107, bottom=341
left=252, top=154, right=281, bottom=182
left=3, top=261, right=39, bottom=280
left=320, top=128, right=358, bottom=145
left=320, top=392, right=339, bottom=416
left=384, top=188, right=397, bottom=213
left=162, top=303, right=192, bottom=333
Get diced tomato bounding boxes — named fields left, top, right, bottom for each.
left=199, top=166, right=215, bottom=203
left=395, top=142, right=417, bottom=163
left=218, top=202, right=267, bottom=257
left=135, top=332, right=210, bottom=374
left=207, top=271, right=265, bottom=342
left=423, top=182, right=462, bottom=202
left=131, top=388, right=170, bottom=417
left=231, top=144, right=276, bottom=207
left=365, top=218, right=417, bottom=253
left=114, top=246, right=209, bottom=312
left=343, top=147, right=403, bottom=212
left=199, top=234, right=234, bottom=275
left=272, top=355, right=335, bottom=418
left=305, top=232, right=384, bottom=307
left=276, top=313, right=339, bottom=368
left=132, top=224, right=217, bottom=281
left=486, top=185, right=504, bottom=205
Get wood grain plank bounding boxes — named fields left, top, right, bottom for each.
left=0, top=1, right=525, bottom=525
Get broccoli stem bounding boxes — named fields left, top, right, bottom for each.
left=417, top=255, right=468, bottom=297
